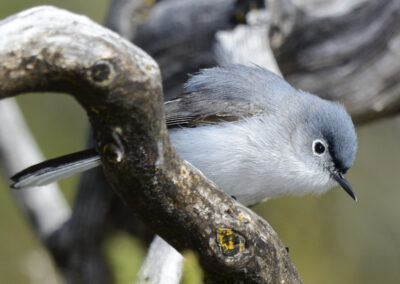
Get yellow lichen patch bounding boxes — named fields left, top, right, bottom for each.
left=146, top=65, right=152, bottom=71
left=237, top=216, right=243, bottom=221
left=216, top=228, right=245, bottom=256
left=193, top=174, right=200, bottom=182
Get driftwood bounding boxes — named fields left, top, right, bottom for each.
left=0, top=6, right=301, bottom=283
left=269, top=0, right=400, bottom=124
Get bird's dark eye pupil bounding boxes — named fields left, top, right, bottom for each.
left=314, top=142, right=325, bottom=154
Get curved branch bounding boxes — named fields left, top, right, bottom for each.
left=269, top=0, right=400, bottom=124
left=0, top=6, right=301, bottom=283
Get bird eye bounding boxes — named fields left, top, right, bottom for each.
left=313, top=140, right=326, bottom=155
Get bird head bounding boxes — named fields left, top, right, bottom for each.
left=296, top=95, right=358, bottom=200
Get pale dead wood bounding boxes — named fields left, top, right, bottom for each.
left=0, top=99, right=70, bottom=237
left=269, top=0, right=400, bottom=124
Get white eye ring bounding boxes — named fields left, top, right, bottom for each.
left=312, top=139, right=327, bottom=156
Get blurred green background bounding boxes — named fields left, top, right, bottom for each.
left=0, top=1, right=400, bottom=284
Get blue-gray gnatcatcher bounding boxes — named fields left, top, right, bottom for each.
left=11, top=64, right=358, bottom=205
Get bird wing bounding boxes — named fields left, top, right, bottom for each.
left=164, top=92, right=264, bottom=127
left=164, top=64, right=293, bottom=128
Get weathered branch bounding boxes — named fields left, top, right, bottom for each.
left=108, top=0, right=266, bottom=100
left=137, top=236, right=183, bottom=284
left=215, top=9, right=280, bottom=74
left=0, top=6, right=301, bottom=283
left=269, top=0, right=400, bottom=124
left=0, top=99, right=70, bottom=238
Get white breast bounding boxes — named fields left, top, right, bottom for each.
left=169, top=117, right=334, bottom=206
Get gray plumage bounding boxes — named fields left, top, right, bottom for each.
left=11, top=64, right=358, bottom=205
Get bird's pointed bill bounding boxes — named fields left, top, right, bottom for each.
left=330, top=170, right=357, bottom=201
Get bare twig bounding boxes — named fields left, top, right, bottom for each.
left=0, top=99, right=70, bottom=238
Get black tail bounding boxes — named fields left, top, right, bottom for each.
left=11, top=149, right=101, bottom=189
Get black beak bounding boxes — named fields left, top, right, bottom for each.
left=330, top=169, right=357, bottom=201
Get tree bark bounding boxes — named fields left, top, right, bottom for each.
left=0, top=6, right=301, bottom=283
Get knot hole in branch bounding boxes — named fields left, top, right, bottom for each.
left=216, top=228, right=246, bottom=257
left=88, top=60, right=115, bottom=86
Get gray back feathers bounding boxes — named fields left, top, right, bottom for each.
left=164, top=65, right=294, bottom=127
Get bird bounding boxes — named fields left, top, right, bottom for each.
left=10, top=64, right=358, bottom=206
